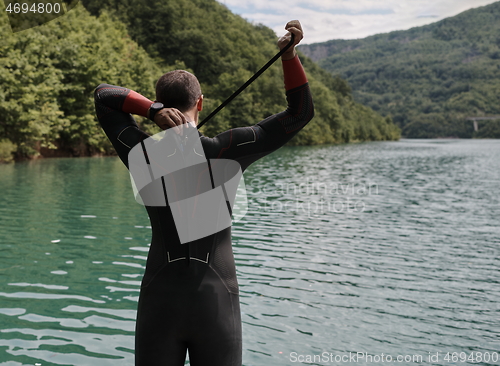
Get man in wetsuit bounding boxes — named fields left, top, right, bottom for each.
left=94, top=20, right=313, bottom=366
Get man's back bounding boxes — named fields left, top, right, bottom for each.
left=94, top=20, right=313, bottom=366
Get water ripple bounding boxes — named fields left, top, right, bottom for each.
left=1, top=143, right=499, bottom=365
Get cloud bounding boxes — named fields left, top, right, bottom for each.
left=219, top=0, right=499, bottom=44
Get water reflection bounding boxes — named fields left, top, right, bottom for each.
left=0, top=141, right=499, bottom=365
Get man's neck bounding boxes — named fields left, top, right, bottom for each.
left=184, top=109, right=199, bottom=126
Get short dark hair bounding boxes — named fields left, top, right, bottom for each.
left=155, top=70, right=202, bottom=112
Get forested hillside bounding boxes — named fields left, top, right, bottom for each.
left=0, top=1, right=399, bottom=162
left=300, top=1, right=500, bottom=138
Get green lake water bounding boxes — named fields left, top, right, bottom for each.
left=0, top=139, right=499, bottom=365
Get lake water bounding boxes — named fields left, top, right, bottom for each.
left=0, top=139, right=499, bottom=366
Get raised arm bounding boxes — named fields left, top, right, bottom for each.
left=200, top=20, right=314, bottom=170
left=94, top=85, right=188, bottom=166
left=94, top=84, right=152, bottom=166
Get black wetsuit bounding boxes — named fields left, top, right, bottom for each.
left=94, top=59, right=313, bottom=366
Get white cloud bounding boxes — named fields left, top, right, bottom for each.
left=218, top=0, right=499, bottom=44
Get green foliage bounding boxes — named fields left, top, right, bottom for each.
left=80, top=0, right=399, bottom=144
left=1, top=0, right=399, bottom=161
left=0, top=4, right=161, bottom=158
left=0, top=16, right=65, bottom=157
left=473, top=120, right=500, bottom=138
left=0, top=139, right=17, bottom=163
left=300, top=1, right=500, bottom=138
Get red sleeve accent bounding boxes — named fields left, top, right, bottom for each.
left=282, top=55, right=308, bottom=91
left=122, top=90, right=153, bottom=117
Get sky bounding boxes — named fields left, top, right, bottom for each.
left=218, top=0, right=499, bottom=44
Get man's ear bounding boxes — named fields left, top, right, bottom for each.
left=197, top=95, right=203, bottom=112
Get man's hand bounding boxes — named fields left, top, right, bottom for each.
left=153, top=108, right=189, bottom=133
left=278, top=20, right=304, bottom=61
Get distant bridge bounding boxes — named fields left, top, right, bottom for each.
left=466, top=116, right=500, bottom=131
